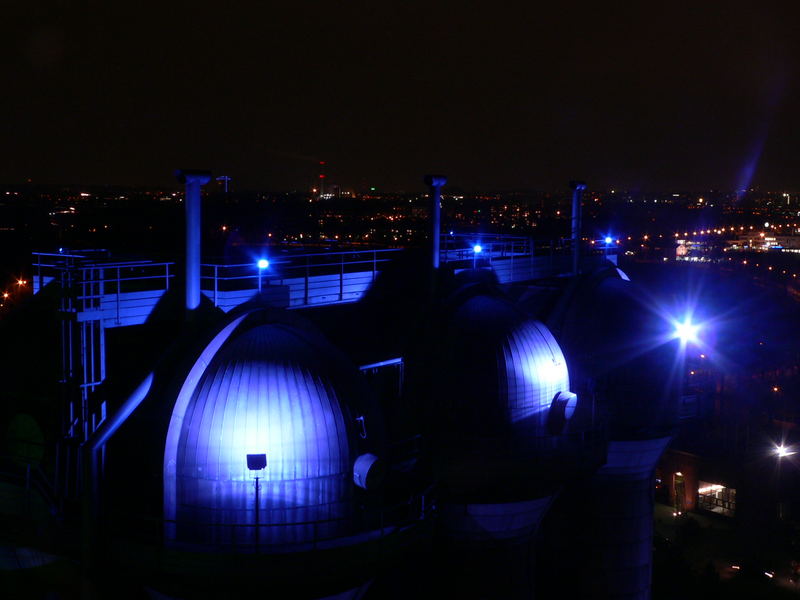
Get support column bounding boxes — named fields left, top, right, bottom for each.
left=438, top=496, right=556, bottom=599
left=585, top=437, right=671, bottom=600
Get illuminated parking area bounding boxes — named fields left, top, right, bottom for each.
left=697, top=481, right=736, bottom=517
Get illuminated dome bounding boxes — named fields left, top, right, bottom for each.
left=438, top=294, right=571, bottom=444
left=163, top=322, right=357, bottom=550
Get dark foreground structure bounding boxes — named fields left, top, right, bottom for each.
left=1, top=175, right=682, bottom=599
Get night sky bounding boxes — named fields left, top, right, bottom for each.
left=3, top=2, right=799, bottom=192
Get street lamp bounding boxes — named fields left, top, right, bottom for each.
left=472, top=244, right=482, bottom=269
left=256, top=259, right=269, bottom=292
left=246, top=453, right=267, bottom=550
left=774, top=444, right=795, bottom=521
left=603, top=236, right=615, bottom=258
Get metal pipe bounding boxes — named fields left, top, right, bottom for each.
left=570, top=180, right=587, bottom=276
left=424, top=174, right=447, bottom=270
left=176, top=170, right=212, bottom=315
left=425, top=174, right=447, bottom=304
left=82, top=371, right=155, bottom=580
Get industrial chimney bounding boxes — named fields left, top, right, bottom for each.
left=175, top=169, right=212, bottom=315
left=570, top=180, right=586, bottom=276
left=425, top=174, right=447, bottom=271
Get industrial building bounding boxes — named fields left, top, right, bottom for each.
left=0, top=173, right=683, bottom=599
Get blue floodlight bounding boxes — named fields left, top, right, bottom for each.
left=673, top=318, right=700, bottom=345
left=604, top=236, right=613, bottom=244
left=473, top=244, right=482, bottom=254
left=257, top=259, right=270, bottom=269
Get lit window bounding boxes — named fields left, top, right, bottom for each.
left=697, top=481, right=735, bottom=517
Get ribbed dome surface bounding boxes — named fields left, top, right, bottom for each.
left=440, top=295, right=570, bottom=442
left=553, top=272, right=679, bottom=438
left=164, top=323, right=355, bottom=549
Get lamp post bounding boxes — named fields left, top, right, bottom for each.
left=216, top=175, right=231, bottom=193
left=247, top=453, right=267, bottom=550
left=604, top=236, right=613, bottom=259
left=473, top=243, right=482, bottom=269
left=257, top=259, right=269, bottom=293
left=774, top=444, right=795, bottom=521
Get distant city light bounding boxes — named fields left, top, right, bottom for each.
left=473, top=244, right=482, bottom=254
left=257, top=259, right=270, bottom=269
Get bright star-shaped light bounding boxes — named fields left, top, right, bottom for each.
left=473, top=244, right=482, bottom=254
left=673, top=319, right=700, bottom=345
left=257, top=259, right=270, bottom=269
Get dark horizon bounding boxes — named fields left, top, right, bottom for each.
left=3, top=3, right=799, bottom=192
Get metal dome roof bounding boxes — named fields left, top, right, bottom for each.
left=438, top=295, right=571, bottom=443
left=163, top=322, right=356, bottom=550
left=548, top=268, right=680, bottom=439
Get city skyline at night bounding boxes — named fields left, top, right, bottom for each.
left=5, top=4, right=800, bottom=599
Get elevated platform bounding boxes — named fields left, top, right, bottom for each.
left=33, top=242, right=617, bottom=328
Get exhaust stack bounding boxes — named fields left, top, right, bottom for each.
left=570, top=180, right=586, bottom=275
left=424, top=174, right=447, bottom=270
left=176, top=169, right=212, bottom=314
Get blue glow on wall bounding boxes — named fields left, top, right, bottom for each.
left=163, top=323, right=354, bottom=549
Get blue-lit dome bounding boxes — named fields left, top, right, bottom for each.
left=439, top=295, right=571, bottom=443
left=163, top=322, right=356, bottom=550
